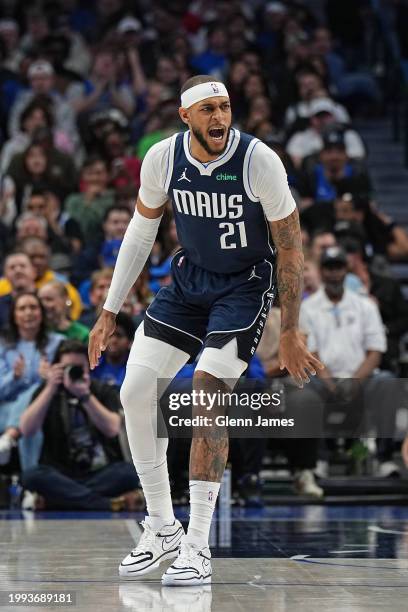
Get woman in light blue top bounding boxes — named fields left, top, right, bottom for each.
left=0, top=292, right=63, bottom=469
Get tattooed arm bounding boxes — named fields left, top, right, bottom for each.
left=270, top=209, right=323, bottom=386
left=270, top=208, right=303, bottom=333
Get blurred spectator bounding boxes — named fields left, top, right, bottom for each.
left=72, top=47, right=135, bottom=118
left=20, top=340, right=141, bottom=511
left=79, top=268, right=113, bottom=329
left=4, top=237, right=83, bottom=321
left=345, top=241, right=408, bottom=372
left=227, top=60, right=250, bottom=120
left=0, top=292, right=63, bottom=468
left=100, top=205, right=131, bottom=268
left=8, top=60, right=78, bottom=147
left=309, top=229, right=337, bottom=262
left=303, top=252, right=321, bottom=298
left=256, top=307, right=324, bottom=498
left=101, top=128, right=141, bottom=192
left=1, top=98, right=53, bottom=173
left=15, top=212, right=48, bottom=243
left=65, top=156, right=115, bottom=245
left=297, top=127, right=372, bottom=209
left=91, top=312, right=135, bottom=387
left=244, top=95, right=276, bottom=134
left=19, top=9, right=49, bottom=55
left=334, top=191, right=408, bottom=261
left=286, top=98, right=366, bottom=168
left=285, top=67, right=350, bottom=133
left=0, top=19, right=23, bottom=73
left=21, top=188, right=75, bottom=255
left=0, top=252, right=36, bottom=328
left=5, top=130, right=77, bottom=215
left=300, top=247, right=396, bottom=474
left=191, top=25, right=228, bottom=79
left=136, top=99, right=182, bottom=160
left=38, top=281, right=89, bottom=343
left=257, top=1, right=288, bottom=62
left=312, top=27, right=381, bottom=110
left=46, top=12, right=92, bottom=78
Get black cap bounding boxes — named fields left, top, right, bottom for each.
left=322, top=127, right=346, bottom=149
left=320, top=246, right=347, bottom=267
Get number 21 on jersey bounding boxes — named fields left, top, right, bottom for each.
left=219, top=221, right=248, bottom=249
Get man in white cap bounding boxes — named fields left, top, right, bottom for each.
left=8, top=60, right=78, bottom=146
left=286, top=97, right=366, bottom=167
left=89, top=74, right=323, bottom=586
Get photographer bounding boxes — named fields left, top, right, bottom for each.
left=20, top=340, right=141, bottom=511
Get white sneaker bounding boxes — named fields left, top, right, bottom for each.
left=162, top=538, right=212, bottom=586
left=0, top=433, right=16, bottom=465
left=294, top=469, right=324, bottom=499
left=377, top=461, right=401, bottom=478
left=119, top=519, right=184, bottom=577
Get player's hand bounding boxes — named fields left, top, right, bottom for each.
left=279, top=329, right=324, bottom=388
left=88, top=310, right=116, bottom=369
left=402, top=436, right=408, bottom=468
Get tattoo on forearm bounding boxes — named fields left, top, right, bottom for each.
left=190, top=372, right=229, bottom=482
left=271, top=209, right=304, bottom=332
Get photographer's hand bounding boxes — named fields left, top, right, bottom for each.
left=45, top=364, right=64, bottom=392
left=20, top=365, right=63, bottom=437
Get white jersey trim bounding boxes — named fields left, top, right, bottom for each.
left=205, top=260, right=274, bottom=336
left=183, top=128, right=241, bottom=176
left=243, top=138, right=261, bottom=203
left=145, top=311, right=204, bottom=344
left=164, top=134, right=178, bottom=193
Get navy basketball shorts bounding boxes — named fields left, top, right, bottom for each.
left=144, top=250, right=276, bottom=364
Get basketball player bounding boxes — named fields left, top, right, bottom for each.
left=88, top=75, right=323, bottom=586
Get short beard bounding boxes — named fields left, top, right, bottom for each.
left=192, top=126, right=230, bottom=156
left=324, top=280, right=344, bottom=300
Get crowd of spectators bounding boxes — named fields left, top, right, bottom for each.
left=0, top=0, right=408, bottom=509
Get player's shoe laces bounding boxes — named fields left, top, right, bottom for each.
left=161, top=538, right=212, bottom=586
left=119, top=519, right=184, bottom=577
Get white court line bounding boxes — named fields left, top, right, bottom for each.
left=125, top=519, right=142, bottom=544
left=330, top=550, right=372, bottom=554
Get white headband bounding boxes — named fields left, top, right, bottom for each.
left=181, top=81, right=229, bottom=109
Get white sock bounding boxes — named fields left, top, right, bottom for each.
left=138, top=460, right=175, bottom=525
left=186, top=480, right=220, bottom=547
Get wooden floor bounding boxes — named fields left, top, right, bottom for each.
left=1, top=507, right=408, bottom=611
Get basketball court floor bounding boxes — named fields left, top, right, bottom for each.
left=1, top=505, right=408, bottom=611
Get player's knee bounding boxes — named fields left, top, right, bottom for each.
left=120, top=364, right=157, bottom=413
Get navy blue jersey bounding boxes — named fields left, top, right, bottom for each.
left=165, top=129, right=275, bottom=274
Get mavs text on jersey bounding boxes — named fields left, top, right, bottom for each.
left=139, top=128, right=296, bottom=361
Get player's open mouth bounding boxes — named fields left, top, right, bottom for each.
left=208, top=127, right=225, bottom=141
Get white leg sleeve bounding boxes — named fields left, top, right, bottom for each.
left=195, top=338, right=247, bottom=388
left=120, top=323, right=189, bottom=471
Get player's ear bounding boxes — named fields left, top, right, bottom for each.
left=179, top=107, right=190, bottom=125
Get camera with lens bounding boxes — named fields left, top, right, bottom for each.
left=65, top=364, right=85, bottom=382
